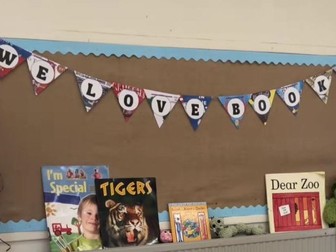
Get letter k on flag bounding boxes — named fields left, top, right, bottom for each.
left=305, top=69, right=333, bottom=104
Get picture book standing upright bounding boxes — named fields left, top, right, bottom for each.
left=94, top=177, right=160, bottom=248
left=41, top=165, right=109, bottom=252
left=168, top=202, right=211, bottom=243
left=265, top=171, right=326, bottom=233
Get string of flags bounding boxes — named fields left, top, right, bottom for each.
left=0, top=38, right=335, bottom=131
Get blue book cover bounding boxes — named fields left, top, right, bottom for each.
left=42, top=165, right=109, bottom=252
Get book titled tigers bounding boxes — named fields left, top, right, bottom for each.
left=168, top=202, right=211, bottom=243
left=94, top=177, right=160, bottom=248
left=265, top=171, right=327, bottom=233
left=42, top=165, right=109, bottom=252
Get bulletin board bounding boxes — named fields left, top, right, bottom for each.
left=0, top=45, right=336, bottom=223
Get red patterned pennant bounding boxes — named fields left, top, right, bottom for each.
left=27, top=54, right=67, bottom=95
left=112, top=82, right=146, bottom=121
left=0, top=39, right=31, bottom=79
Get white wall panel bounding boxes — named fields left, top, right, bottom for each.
left=2, top=0, right=336, bottom=55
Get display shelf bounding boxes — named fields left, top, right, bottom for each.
left=91, top=228, right=335, bottom=252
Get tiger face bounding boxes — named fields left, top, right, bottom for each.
left=123, top=205, right=148, bottom=245
left=105, top=201, right=149, bottom=247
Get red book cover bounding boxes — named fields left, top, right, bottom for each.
left=265, top=171, right=326, bottom=233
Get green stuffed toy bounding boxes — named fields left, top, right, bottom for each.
left=323, top=183, right=336, bottom=227
left=209, top=217, right=266, bottom=239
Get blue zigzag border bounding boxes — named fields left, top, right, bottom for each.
left=0, top=205, right=267, bottom=233
left=4, top=38, right=336, bottom=66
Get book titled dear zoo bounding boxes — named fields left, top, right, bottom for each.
left=94, top=177, right=160, bottom=248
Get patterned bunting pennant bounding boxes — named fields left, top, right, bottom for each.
left=27, top=54, right=67, bottom=95
left=0, top=39, right=31, bottom=79
left=112, top=82, right=146, bottom=121
left=180, top=95, right=212, bottom=130
left=144, top=89, right=180, bottom=128
left=74, top=71, right=113, bottom=112
left=249, top=89, right=276, bottom=125
left=218, top=94, right=251, bottom=129
left=305, top=69, right=333, bottom=104
left=276, top=81, right=304, bottom=115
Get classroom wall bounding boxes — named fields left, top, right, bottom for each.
left=1, top=1, right=336, bottom=252
left=1, top=0, right=336, bottom=55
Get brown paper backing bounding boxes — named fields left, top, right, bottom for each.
left=0, top=52, right=335, bottom=222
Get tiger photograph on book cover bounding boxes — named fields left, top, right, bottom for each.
left=105, top=200, right=149, bottom=247
left=95, top=177, right=160, bottom=248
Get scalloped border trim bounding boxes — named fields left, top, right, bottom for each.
left=0, top=205, right=266, bottom=233
left=4, top=38, right=336, bottom=66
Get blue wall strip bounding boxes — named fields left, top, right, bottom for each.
left=0, top=206, right=267, bottom=233
left=4, top=38, right=336, bottom=66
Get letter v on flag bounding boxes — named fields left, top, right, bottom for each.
left=180, top=95, right=212, bottom=130
left=0, top=39, right=31, bottom=79
left=218, top=94, right=251, bottom=129
left=144, top=89, right=180, bottom=128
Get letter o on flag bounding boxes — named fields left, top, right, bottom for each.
left=118, top=89, right=139, bottom=110
left=284, top=86, right=300, bottom=106
left=253, top=94, right=270, bottom=115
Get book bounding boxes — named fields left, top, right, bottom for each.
left=41, top=165, right=109, bottom=252
left=265, top=171, right=327, bottom=233
left=168, top=202, right=211, bottom=243
left=94, top=177, right=160, bottom=248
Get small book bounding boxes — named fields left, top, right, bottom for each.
left=265, top=171, right=327, bottom=233
left=41, top=165, right=109, bottom=252
left=168, top=202, right=211, bottom=243
left=94, top=177, right=160, bottom=248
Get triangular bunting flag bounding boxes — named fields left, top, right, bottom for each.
left=218, top=94, right=251, bottom=129
left=112, top=82, right=146, bottom=121
left=249, top=89, right=276, bottom=125
left=180, top=95, right=212, bottom=130
left=0, top=39, right=31, bottom=79
left=27, top=53, right=67, bottom=95
left=144, top=89, right=180, bottom=128
left=305, top=69, right=332, bottom=104
left=74, top=71, right=113, bottom=112
left=276, top=81, right=304, bottom=115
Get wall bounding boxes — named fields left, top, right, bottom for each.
left=1, top=1, right=336, bottom=251
left=1, top=0, right=336, bottom=55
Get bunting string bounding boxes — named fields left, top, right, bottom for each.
left=0, top=38, right=335, bottom=131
